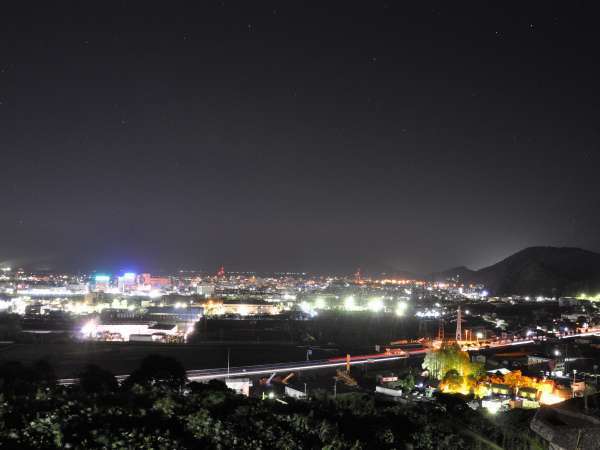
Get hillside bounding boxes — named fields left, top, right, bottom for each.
left=436, top=247, right=600, bottom=297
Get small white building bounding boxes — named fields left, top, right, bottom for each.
left=225, top=378, right=252, bottom=397
left=285, top=385, right=307, bottom=399
left=375, top=386, right=403, bottom=397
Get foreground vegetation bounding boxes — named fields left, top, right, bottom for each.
left=0, top=356, right=544, bottom=449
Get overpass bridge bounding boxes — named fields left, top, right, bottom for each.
left=58, top=352, right=415, bottom=386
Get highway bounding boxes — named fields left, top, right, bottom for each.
left=58, top=353, right=411, bottom=386
left=186, top=354, right=408, bottom=381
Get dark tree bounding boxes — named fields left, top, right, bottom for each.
left=189, top=379, right=229, bottom=394
left=32, top=359, right=56, bottom=386
left=78, top=364, right=119, bottom=394
left=123, top=354, right=187, bottom=390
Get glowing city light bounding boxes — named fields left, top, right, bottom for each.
left=149, top=289, right=162, bottom=298
left=484, top=402, right=501, bottom=414
left=344, top=296, right=355, bottom=310
left=367, top=297, right=384, bottom=312
left=539, top=391, right=563, bottom=405
left=396, top=301, right=408, bottom=316
left=81, top=320, right=97, bottom=337
left=300, top=301, right=311, bottom=313
left=314, top=297, right=326, bottom=309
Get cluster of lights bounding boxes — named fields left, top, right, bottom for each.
left=344, top=296, right=356, bottom=311
left=376, top=279, right=415, bottom=285
left=578, top=293, right=600, bottom=302
left=367, top=297, right=384, bottom=313
left=314, top=297, right=326, bottom=309
left=337, top=296, right=408, bottom=314
left=299, top=301, right=318, bottom=317
left=415, top=309, right=440, bottom=318
left=174, top=302, right=189, bottom=309
left=395, top=301, right=408, bottom=316
left=80, top=319, right=97, bottom=337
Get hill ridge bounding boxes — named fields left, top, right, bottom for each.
left=433, top=246, right=600, bottom=297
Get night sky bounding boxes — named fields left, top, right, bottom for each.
left=2, top=1, right=600, bottom=275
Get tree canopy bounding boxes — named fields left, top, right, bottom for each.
left=422, top=343, right=484, bottom=381
left=0, top=356, right=543, bottom=449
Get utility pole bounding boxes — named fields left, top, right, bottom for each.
left=438, top=318, right=445, bottom=341
left=227, top=347, right=230, bottom=379
left=455, top=306, right=462, bottom=342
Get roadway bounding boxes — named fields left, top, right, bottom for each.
left=461, top=327, right=600, bottom=352
left=58, top=353, right=412, bottom=385
left=187, top=354, right=408, bottom=381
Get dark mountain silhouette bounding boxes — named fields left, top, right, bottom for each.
left=433, top=247, right=600, bottom=297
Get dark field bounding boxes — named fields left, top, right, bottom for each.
left=197, top=312, right=440, bottom=347
left=0, top=341, right=336, bottom=378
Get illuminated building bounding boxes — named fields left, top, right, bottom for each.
left=225, top=378, right=252, bottom=397
left=93, top=275, right=110, bottom=292
left=81, top=321, right=178, bottom=341
left=117, top=272, right=137, bottom=292
left=196, top=284, right=215, bottom=297
left=203, top=299, right=280, bottom=316
left=139, top=273, right=171, bottom=290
